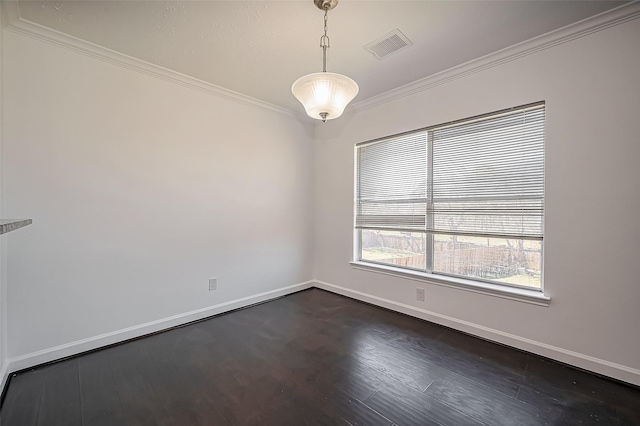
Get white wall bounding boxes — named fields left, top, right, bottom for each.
left=0, top=1, right=7, bottom=390
left=1, top=29, right=315, bottom=362
left=314, top=18, right=640, bottom=384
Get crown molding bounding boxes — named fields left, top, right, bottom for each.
left=349, top=1, right=640, bottom=114
left=2, top=1, right=638, bottom=120
left=0, top=1, right=294, bottom=118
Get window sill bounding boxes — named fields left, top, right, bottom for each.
left=349, top=261, right=550, bottom=307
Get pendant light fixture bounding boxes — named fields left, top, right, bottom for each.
left=292, top=0, right=358, bottom=122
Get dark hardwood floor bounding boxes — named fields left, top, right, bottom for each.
left=1, top=288, right=638, bottom=425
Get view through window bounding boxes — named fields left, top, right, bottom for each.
left=355, top=103, right=545, bottom=290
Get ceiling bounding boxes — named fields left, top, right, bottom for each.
left=15, top=0, right=626, bottom=113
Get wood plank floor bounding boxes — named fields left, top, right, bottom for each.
left=1, top=288, right=638, bottom=425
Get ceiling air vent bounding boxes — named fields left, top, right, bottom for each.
left=364, top=29, right=413, bottom=59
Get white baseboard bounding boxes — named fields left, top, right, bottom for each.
left=313, top=280, right=640, bottom=387
left=4, top=279, right=638, bottom=391
left=4, top=281, right=313, bottom=379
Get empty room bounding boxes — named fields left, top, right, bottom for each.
left=0, top=0, right=639, bottom=424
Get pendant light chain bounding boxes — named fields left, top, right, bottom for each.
left=320, top=7, right=330, bottom=72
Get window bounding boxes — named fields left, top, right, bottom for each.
left=354, top=103, right=545, bottom=291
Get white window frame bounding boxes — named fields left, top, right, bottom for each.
left=352, top=103, right=549, bottom=306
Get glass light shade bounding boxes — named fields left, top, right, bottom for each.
left=291, top=72, right=359, bottom=121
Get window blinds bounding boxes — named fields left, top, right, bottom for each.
left=356, top=132, right=427, bottom=231
left=355, top=103, right=545, bottom=240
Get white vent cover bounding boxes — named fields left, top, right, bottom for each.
left=364, top=29, right=413, bottom=59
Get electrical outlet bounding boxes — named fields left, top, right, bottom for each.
left=416, top=287, right=425, bottom=301
left=209, top=277, right=217, bottom=291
